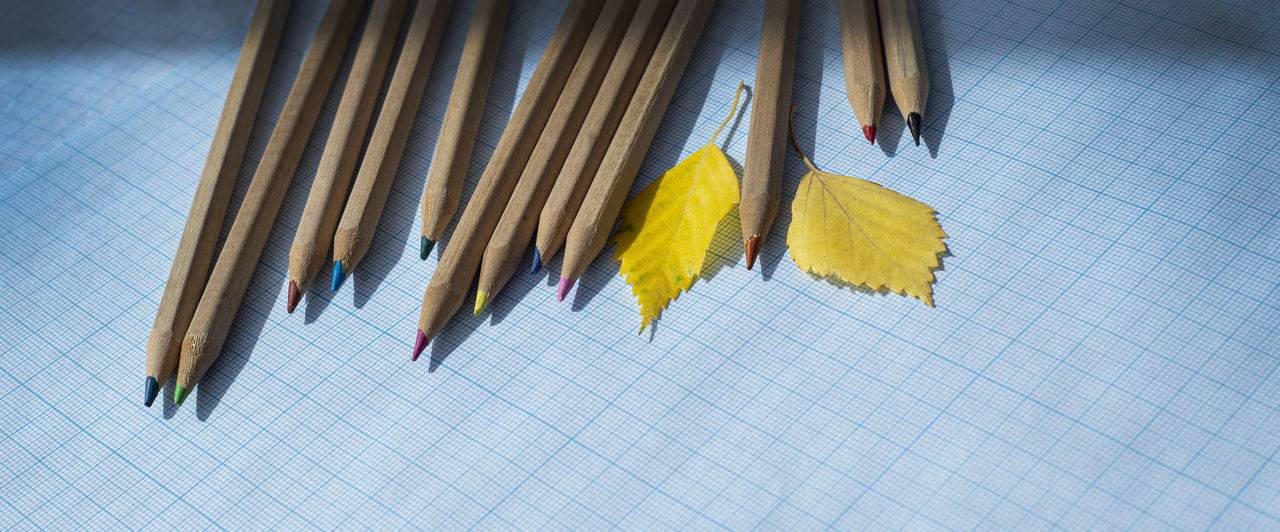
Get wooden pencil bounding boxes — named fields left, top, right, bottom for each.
left=473, top=0, right=639, bottom=315
left=740, top=0, right=800, bottom=271
left=173, top=0, right=365, bottom=406
left=413, top=0, right=604, bottom=360
left=557, top=0, right=716, bottom=301
left=331, top=0, right=453, bottom=290
left=533, top=0, right=677, bottom=269
left=838, top=0, right=885, bottom=144
left=419, top=0, right=511, bottom=259
left=143, top=0, right=291, bottom=408
left=876, top=0, right=928, bottom=145
left=286, top=0, right=408, bottom=314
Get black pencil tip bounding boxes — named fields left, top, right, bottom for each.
left=144, top=376, right=159, bottom=407
left=907, top=113, right=922, bottom=146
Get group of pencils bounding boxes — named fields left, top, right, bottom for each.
left=144, top=0, right=929, bottom=408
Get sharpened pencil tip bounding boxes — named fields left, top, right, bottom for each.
left=557, top=277, right=574, bottom=302
left=287, top=280, right=300, bottom=313
left=906, top=113, right=922, bottom=146
left=331, top=261, right=346, bottom=291
left=144, top=376, right=159, bottom=407
left=174, top=384, right=190, bottom=406
left=745, top=236, right=761, bottom=270
left=531, top=248, right=542, bottom=274
left=863, top=125, right=877, bottom=144
left=412, top=329, right=428, bottom=361
left=420, top=236, right=434, bottom=260
left=474, top=291, right=489, bottom=315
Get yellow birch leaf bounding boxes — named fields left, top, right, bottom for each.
left=612, top=83, right=746, bottom=331
left=786, top=106, right=948, bottom=305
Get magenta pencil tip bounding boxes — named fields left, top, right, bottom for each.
left=412, top=329, right=428, bottom=361
left=556, top=277, right=575, bottom=302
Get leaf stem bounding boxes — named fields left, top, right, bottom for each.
left=786, top=105, right=819, bottom=174
left=711, top=82, right=746, bottom=144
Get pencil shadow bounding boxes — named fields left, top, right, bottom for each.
left=303, top=280, right=335, bottom=324
left=920, top=23, right=954, bottom=159
left=487, top=247, right=542, bottom=327
left=160, top=376, right=178, bottom=419
left=877, top=109, right=905, bottom=157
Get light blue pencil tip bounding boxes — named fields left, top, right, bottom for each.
left=331, top=261, right=346, bottom=291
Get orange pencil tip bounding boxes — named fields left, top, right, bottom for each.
left=745, top=236, right=761, bottom=270
left=286, top=280, right=300, bottom=313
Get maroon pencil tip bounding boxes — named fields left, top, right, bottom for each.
left=556, top=277, right=575, bottom=302
left=745, top=236, right=760, bottom=270
left=411, top=329, right=428, bottom=361
left=286, top=281, right=300, bottom=313
left=863, top=125, right=877, bottom=144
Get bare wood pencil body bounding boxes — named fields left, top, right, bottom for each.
left=332, top=0, right=453, bottom=282
left=175, top=0, right=365, bottom=403
left=144, top=0, right=290, bottom=406
left=740, top=0, right=800, bottom=271
left=474, top=0, right=639, bottom=311
left=287, top=0, right=408, bottom=312
left=876, top=0, right=928, bottom=144
left=838, top=0, right=885, bottom=143
left=559, top=0, right=716, bottom=285
left=419, top=0, right=511, bottom=251
left=415, top=0, right=604, bottom=351
left=534, top=0, right=677, bottom=266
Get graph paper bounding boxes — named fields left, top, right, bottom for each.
left=2, top=0, right=1279, bottom=528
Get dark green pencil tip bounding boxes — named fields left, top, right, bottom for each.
left=906, top=112, right=922, bottom=146
left=144, top=377, right=159, bottom=407
left=420, top=236, right=434, bottom=260
left=174, top=384, right=190, bottom=405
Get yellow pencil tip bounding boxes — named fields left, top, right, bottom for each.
left=474, top=291, right=489, bottom=315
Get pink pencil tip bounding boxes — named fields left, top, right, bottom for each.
left=556, top=277, right=575, bottom=302
left=863, top=125, right=877, bottom=144
left=411, top=329, right=428, bottom=361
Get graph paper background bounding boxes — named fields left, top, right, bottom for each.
left=3, top=0, right=1280, bottom=528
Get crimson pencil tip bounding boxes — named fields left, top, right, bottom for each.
left=411, top=329, right=428, bottom=361
left=745, top=236, right=761, bottom=270
left=863, top=125, right=877, bottom=144
left=287, top=280, right=300, bottom=313
left=556, top=277, right=574, bottom=302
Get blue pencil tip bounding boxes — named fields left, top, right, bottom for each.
left=531, top=248, right=542, bottom=275
left=143, top=376, right=159, bottom=407
left=331, top=261, right=346, bottom=291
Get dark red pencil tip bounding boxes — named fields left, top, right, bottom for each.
left=411, top=329, right=428, bottom=361
left=862, top=125, right=877, bottom=144
left=287, top=281, right=300, bottom=313
left=745, top=236, right=761, bottom=270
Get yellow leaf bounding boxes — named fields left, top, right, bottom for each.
left=786, top=106, right=948, bottom=305
left=613, top=83, right=745, bottom=331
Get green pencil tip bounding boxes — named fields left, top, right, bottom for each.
left=420, top=236, right=435, bottom=260
left=174, top=384, right=190, bottom=405
left=474, top=290, right=489, bottom=315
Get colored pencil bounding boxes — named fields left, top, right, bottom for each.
left=533, top=0, right=677, bottom=270
left=143, top=0, right=291, bottom=408
left=413, top=0, right=604, bottom=360
left=331, top=0, right=452, bottom=290
left=419, top=0, right=511, bottom=259
left=557, top=0, right=716, bottom=301
left=838, top=0, right=886, bottom=144
left=473, top=0, right=639, bottom=315
left=877, top=0, right=928, bottom=145
left=740, top=0, right=800, bottom=271
left=174, top=0, right=365, bottom=406
left=286, top=0, right=408, bottom=313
